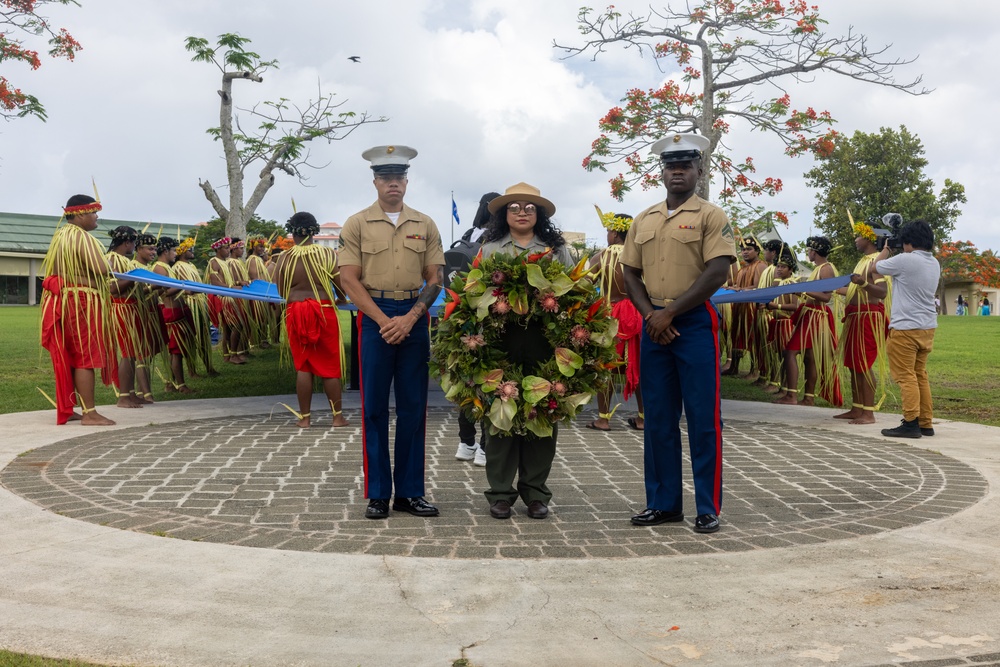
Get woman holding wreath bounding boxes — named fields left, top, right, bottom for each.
left=479, top=183, right=573, bottom=520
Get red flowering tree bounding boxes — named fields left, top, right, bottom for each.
left=939, top=241, right=1000, bottom=289
left=556, top=1, right=928, bottom=225
left=1, top=0, right=81, bottom=122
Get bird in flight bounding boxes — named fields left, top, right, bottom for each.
left=348, top=56, right=361, bottom=63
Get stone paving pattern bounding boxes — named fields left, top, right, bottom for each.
left=1, top=407, right=987, bottom=559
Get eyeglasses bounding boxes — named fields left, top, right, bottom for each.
left=507, top=203, right=537, bottom=215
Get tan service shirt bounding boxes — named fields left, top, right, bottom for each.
left=338, top=202, right=445, bottom=292
left=480, top=233, right=574, bottom=266
left=620, top=196, right=736, bottom=305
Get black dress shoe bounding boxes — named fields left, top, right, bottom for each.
left=630, top=508, right=684, bottom=526
left=392, top=496, right=440, bottom=517
left=694, top=513, right=720, bottom=533
left=364, top=499, right=390, bottom=520
left=526, top=500, right=549, bottom=519
left=489, top=500, right=512, bottom=519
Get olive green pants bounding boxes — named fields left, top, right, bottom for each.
left=483, top=427, right=557, bottom=506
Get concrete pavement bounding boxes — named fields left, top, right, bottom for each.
left=1, top=391, right=999, bottom=667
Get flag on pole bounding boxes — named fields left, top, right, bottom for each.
left=452, top=194, right=460, bottom=226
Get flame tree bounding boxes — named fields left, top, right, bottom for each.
left=556, top=0, right=928, bottom=225
left=1, top=0, right=81, bottom=122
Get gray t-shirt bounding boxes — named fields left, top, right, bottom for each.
left=875, top=250, right=940, bottom=330
left=480, top=233, right=574, bottom=266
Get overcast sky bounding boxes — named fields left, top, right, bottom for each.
left=2, top=0, right=997, bottom=251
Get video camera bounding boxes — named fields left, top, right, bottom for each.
left=872, top=213, right=904, bottom=250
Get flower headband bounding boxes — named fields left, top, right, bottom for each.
left=64, top=201, right=103, bottom=216
left=176, top=237, right=196, bottom=254
left=853, top=222, right=877, bottom=242
left=211, top=237, right=231, bottom=251
left=247, top=235, right=267, bottom=249
left=600, top=211, right=632, bottom=233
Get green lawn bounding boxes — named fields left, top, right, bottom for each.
left=0, top=306, right=351, bottom=414
left=0, top=651, right=132, bottom=667
left=2, top=306, right=998, bottom=425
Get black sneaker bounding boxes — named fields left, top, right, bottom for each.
left=920, top=427, right=935, bottom=436
left=364, top=499, right=390, bottom=519
left=881, top=418, right=921, bottom=439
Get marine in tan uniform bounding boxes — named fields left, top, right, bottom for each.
left=338, top=145, right=445, bottom=520
left=620, top=133, right=736, bottom=534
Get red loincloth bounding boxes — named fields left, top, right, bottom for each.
left=285, top=299, right=341, bottom=378
left=111, top=296, right=141, bottom=358
left=41, top=278, right=118, bottom=424
left=842, top=302, right=887, bottom=372
left=786, top=304, right=831, bottom=352
left=612, top=299, right=642, bottom=401
left=160, top=304, right=194, bottom=356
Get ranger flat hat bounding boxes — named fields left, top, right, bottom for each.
left=650, top=132, right=710, bottom=164
left=487, top=182, right=556, bottom=217
left=362, top=145, right=417, bottom=175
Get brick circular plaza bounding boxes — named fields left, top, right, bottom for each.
left=1, top=407, right=986, bottom=559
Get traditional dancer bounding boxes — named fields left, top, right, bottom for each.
left=133, top=232, right=165, bottom=401
left=774, top=236, right=843, bottom=407
left=727, top=236, right=767, bottom=380
left=246, top=234, right=275, bottom=349
left=273, top=212, right=350, bottom=429
left=205, top=237, right=245, bottom=364
left=172, top=236, right=219, bottom=377
left=153, top=237, right=196, bottom=394
left=758, top=239, right=784, bottom=394
left=40, top=195, right=118, bottom=425
left=587, top=210, right=644, bottom=431
left=835, top=219, right=890, bottom=424
left=764, top=249, right=801, bottom=400
left=106, top=225, right=146, bottom=407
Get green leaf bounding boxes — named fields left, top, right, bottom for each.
left=548, top=273, right=576, bottom=296
left=522, top=376, right=552, bottom=404
left=563, top=393, right=593, bottom=413
left=525, top=417, right=553, bottom=438
left=525, top=263, right=551, bottom=290
left=475, top=369, right=504, bottom=393
left=509, top=289, right=529, bottom=315
left=488, top=397, right=517, bottom=432
left=555, top=347, right=584, bottom=376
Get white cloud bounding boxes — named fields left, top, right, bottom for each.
left=1, top=0, right=996, bottom=253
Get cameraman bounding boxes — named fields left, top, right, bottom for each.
left=873, top=219, right=940, bottom=438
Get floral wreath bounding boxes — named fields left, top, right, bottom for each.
left=431, top=249, right=619, bottom=438
left=211, top=237, right=231, bottom=251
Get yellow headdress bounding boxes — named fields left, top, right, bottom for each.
left=594, top=205, right=633, bottom=233
left=848, top=210, right=877, bottom=243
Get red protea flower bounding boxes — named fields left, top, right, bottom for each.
left=491, top=294, right=511, bottom=314
left=570, top=325, right=590, bottom=347
left=552, top=381, right=567, bottom=396
left=491, top=270, right=507, bottom=285
left=497, top=381, right=519, bottom=401
left=539, top=291, right=559, bottom=313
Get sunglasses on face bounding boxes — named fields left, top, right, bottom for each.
left=507, top=203, right=537, bottom=215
